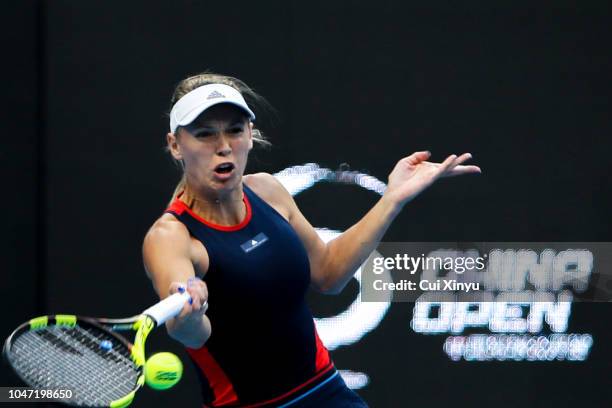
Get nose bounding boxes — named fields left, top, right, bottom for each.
left=216, top=133, right=232, bottom=157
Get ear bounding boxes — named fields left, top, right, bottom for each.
left=247, top=122, right=254, bottom=151
left=166, top=132, right=182, bottom=160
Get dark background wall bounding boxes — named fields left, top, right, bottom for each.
left=2, top=1, right=611, bottom=407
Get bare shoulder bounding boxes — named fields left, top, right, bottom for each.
left=143, top=213, right=209, bottom=292
left=243, top=172, right=293, bottom=202
left=143, top=213, right=208, bottom=280
left=144, top=213, right=191, bottom=248
left=143, top=213, right=195, bottom=268
left=243, top=172, right=295, bottom=220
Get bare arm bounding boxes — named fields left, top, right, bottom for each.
left=143, top=215, right=211, bottom=348
left=305, top=194, right=401, bottom=294
left=248, top=151, right=480, bottom=294
left=246, top=173, right=387, bottom=293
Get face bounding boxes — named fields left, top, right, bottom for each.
left=167, top=104, right=253, bottom=194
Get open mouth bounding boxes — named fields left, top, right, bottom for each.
left=214, top=162, right=235, bottom=175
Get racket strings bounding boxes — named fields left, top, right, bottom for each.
left=9, top=325, right=140, bottom=407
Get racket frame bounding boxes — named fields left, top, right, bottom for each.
left=3, top=292, right=189, bottom=407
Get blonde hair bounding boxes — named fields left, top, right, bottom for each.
left=167, top=72, right=272, bottom=203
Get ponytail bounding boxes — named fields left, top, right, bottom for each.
left=168, top=174, right=187, bottom=206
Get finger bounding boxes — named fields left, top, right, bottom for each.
left=188, top=277, right=208, bottom=304
left=435, top=154, right=457, bottom=177
left=405, top=150, right=431, bottom=165
left=187, top=276, right=202, bottom=287
left=439, top=153, right=473, bottom=177
left=200, top=282, right=208, bottom=304
left=441, top=165, right=482, bottom=177
left=168, top=282, right=197, bottom=317
left=450, top=153, right=473, bottom=168
left=445, top=153, right=478, bottom=175
left=189, top=285, right=209, bottom=311
left=424, top=155, right=476, bottom=167
left=188, top=276, right=205, bottom=289
left=169, top=281, right=189, bottom=297
left=186, top=286, right=202, bottom=311
left=176, top=285, right=198, bottom=316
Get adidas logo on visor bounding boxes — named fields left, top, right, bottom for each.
left=207, top=90, right=225, bottom=99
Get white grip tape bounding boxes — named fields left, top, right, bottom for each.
left=142, top=291, right=191, bottom=326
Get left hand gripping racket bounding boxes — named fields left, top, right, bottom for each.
left=3, top=292, right=192, bottom=407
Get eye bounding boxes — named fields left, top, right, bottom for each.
left=195, top=131, right=214, bottom=138
left=228, top=126, right=244, bottom=134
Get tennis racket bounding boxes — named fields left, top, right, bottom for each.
left=3, top=291, right=192, bottom=407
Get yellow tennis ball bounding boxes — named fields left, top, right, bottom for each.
left=145, top=352, right=183, bottom=390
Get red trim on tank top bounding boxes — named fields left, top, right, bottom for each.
left=166, top=199, right=187, bottom=216
left=166, top=191, right=252, bottom=231
left=195, top=328, right=333, bottom=408
left=314, top=326, right=331, bottom=372
left=187, top=346, right=240, bottom=406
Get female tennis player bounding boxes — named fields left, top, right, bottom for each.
left=143, top=72, right=480, bottom=407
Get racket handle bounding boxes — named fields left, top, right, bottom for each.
left=142, top=292, right=192, bottom=326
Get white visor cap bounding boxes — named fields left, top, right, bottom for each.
left=169, top=83, right=256, bottom=133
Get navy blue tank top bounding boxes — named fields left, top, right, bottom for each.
left=165, top=183, right=334, bottom=407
